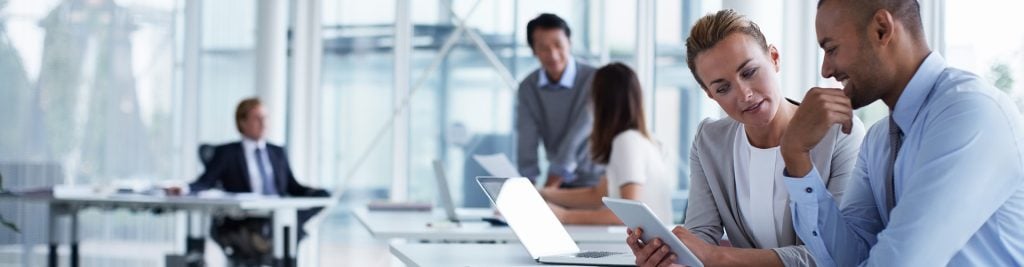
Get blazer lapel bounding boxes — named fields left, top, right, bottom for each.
left=266, top=147, right=285, bottom=196
left=237, top=143, right=253, bottom=192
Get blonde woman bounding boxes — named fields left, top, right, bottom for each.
left=626, top=9, right=864, bottom=267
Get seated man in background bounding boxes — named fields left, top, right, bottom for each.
left=171, top=97, right=328, bottom=264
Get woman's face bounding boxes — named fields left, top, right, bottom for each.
left=694, top=33, right=783, bottom=128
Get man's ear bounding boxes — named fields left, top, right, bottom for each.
left=872, top=9, right=896, bottom=47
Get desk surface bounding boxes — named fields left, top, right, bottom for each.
left=0, top=191, right=333, bottom=211
left=352, top=207, right=628, bottom=243
left=390, top=243, right=634, bottom=267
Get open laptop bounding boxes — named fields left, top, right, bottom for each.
left=476, top=177, right=634, bottom=266
left=432, top=160, right=505, bottom=225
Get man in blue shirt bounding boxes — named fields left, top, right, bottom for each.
left=515, top=13, right=604, bottom=189
left=780, top=0, right=1024, bottom=266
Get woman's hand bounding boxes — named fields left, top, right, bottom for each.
left=671, top=226, right=716, bottom=264
left=625, top=227, right=683, bottom=267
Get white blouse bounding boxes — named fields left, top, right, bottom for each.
left=606, top=130, right=675, bottom=224
left=732, top=125, right=789, bottom=248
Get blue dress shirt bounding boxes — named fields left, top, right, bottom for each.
left=538, top=57, right=577, bottom=90
left=783, top=53, right=1024, bottom=266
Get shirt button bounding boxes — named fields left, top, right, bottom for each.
left=805, top=187, right=813, bottom=193
left=812, top=231, right=818, bottom=236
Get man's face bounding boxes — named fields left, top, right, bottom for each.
left=816, top=1, right=890, bottom=109
left=240, top=105, right=267, bottom=140
left=695, top=33, right=783, bottom=128
left=531, top=28, right=572, bottom=75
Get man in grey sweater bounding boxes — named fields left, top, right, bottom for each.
left=516, top=13, right=603, bottom=189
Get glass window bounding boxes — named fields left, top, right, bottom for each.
left=320, top=0, right=395, bottom=198
left=0, top=0, right=182, bottom=244
left=198, top=0, right=257, bottom=144
left=944, top=0, right=1024, bottom=111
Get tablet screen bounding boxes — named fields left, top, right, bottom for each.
left=603, top=197, right=704, bottom=267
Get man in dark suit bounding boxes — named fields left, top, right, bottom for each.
left=172, top=97, right=328, bottom=264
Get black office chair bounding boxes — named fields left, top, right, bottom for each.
left=198, top=144, right=215, bottom=168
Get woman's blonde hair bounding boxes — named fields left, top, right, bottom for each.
left=685, top=9, right=769, bottom=89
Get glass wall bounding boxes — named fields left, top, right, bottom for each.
left=198, top=0, right=257, bottom=144
left=319, top=0, right=395, bottom=199
left=945, top=0, right=1024, bottom=111
left=316, top=0, right=645, bottom=208
left=0, top=0, right=182, bottom=245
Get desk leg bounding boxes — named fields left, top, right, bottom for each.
left=47, top=205, right=59, bottom=267
left=185, top=211, right=206, bottom=267
left=70, top=211, right=79, bottom=267
left=272, top=208, right=297, bottom=267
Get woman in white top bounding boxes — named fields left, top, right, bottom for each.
left=542, top=62, right=674, bottom=225
left=626, top=10, right=864, bottom=267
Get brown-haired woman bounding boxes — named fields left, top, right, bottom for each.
left=625, top=9, right=864, bottom=267
left=541, top=62, right=674, bottom=225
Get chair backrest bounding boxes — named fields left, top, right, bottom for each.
left=198, top=144, right=215, bottom=167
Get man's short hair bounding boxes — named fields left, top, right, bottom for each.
left=818, top=0, right=923, bottom=37
left=235, top=97, right=262, bottom=133
left=526, top=13, right=572, bottom=49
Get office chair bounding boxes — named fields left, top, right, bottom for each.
left=198, top=144, right=215, bottom=168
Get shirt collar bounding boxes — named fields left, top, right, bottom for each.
left=537, top=57, right=577, bottom=90
left=892, top=52, right=945, bottom=132
left=242, top=137, right=267, bottom=152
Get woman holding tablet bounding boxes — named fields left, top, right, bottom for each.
left=541, top=62, right=675, bottom=225
left=626, top=9, right=864, bottom=267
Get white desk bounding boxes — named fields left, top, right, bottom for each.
left=0, top=191, right=332, bottom=267
left=390, top=243, right=634, bottom=267
left=352, top=207, right=628, bottom=243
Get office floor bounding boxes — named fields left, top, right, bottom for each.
left=0, top=207, right=401, bottom=267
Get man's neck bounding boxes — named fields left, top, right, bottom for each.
left=883, top=45, right=932, bottom=111
left=545, top=67, right=565, bottom=84
left=243, top=136, right=265, bottom=147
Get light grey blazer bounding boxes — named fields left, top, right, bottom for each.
left=684, top=116, right=864, bottom=267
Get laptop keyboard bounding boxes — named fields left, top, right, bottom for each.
left=574, top=251, right=620, bottom=258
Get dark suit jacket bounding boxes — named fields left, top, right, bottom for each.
left=190, top=142, right=326, bottom=197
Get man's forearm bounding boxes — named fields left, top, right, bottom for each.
left=544, top=174, right=563, bottom=188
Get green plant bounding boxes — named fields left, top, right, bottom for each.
left=989, top=62, right=1015, bottom=94
left=0, top=171, right=18, bottom=233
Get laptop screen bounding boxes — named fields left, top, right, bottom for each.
left=432, top=160, right=459, bottom=222
left=476, top=177, right=580, bottom=258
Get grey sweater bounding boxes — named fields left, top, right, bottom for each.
left=514, top=61, right=604, bottom=187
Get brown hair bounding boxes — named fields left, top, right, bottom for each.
left=590, top=63, right=649, bottom=164
left=235, top=97, right=262, bottom=133
left=685, top=9, right=769, bottom=89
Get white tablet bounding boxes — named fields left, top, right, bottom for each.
left=603, top=197, right=704, bottom=267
